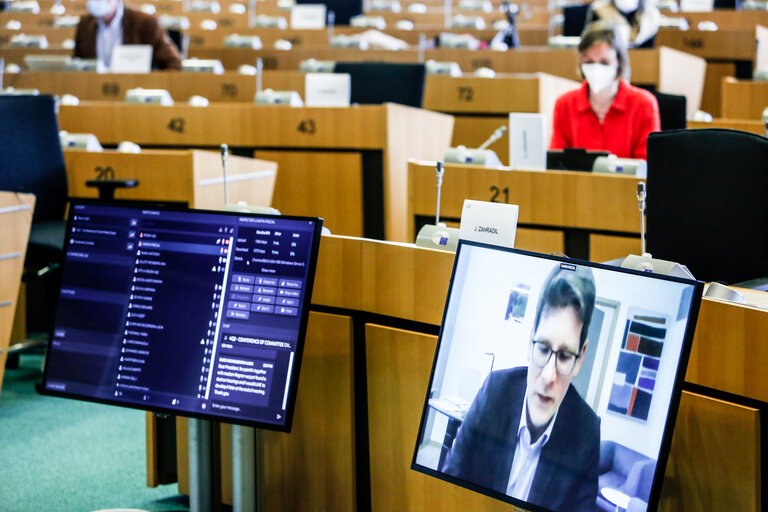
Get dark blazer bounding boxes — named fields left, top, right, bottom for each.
left=74, top=6, right=182, bottom=70
left=442, top=367, right=600, bottom=512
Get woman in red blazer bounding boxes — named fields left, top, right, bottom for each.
left=550, top=21, right=660, bottom=160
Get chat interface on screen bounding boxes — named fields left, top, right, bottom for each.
left=43, top=203, right=320, bottom=428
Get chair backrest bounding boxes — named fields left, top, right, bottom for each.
left=333, top=62, right=426, bottom=108
left=646, top=128, right=768, bottom=284
left=167, top=29, right=189, bottom=58
left=0, top=95, right=68, bottom=222
left=563, top=4, right=590, bottom=37
left=649, top=90, right=686, bottom=131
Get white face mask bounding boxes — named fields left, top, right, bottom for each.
left=581, top=63, right=617, bottom=95
left=87, top=0, right=112, bottom=18
left=614, top=0, right=640, bottom=12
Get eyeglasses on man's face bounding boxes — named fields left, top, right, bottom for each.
left=530, top=340, right=580, bottom=376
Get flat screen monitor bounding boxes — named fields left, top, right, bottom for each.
left=333, top=62, right=426, bottom=108
left=412, top=241, right=703, bottom=512
left=41, top=200, right=323, bottom=432
left=296, top=0, right=362, bottom=25
left=546, top=148, right=609, bottom=172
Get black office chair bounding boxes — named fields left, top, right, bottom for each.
left=333, top=62, right=426, bottom=108
left=563, top=4, right=590, bottom=37
left=646, top=129, right=768, bottom=284
left=649, top=90, right=686, bottom=131
left=167, top=28, right=189, bottom=59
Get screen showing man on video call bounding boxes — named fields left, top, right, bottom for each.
left=442, top=265, right=600, bottom=512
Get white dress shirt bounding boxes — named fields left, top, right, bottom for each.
left=96, top=1, right=124, bottom=70
left=506, top=394, right=557, bottom=501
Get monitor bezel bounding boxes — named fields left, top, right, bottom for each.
left=410, top=240, right=704, bottom=512
left=40, top=199, right=324, bottom=433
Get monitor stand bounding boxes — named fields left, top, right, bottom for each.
left=189, top=419, right=260, bottom=512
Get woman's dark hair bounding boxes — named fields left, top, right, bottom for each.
left=578, top=20, right=631, bottom=80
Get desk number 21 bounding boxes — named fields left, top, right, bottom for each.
left=490, top=185, right=509, bottom=203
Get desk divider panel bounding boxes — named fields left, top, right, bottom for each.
left=63, top=149, right=277, bottom=210
left=254, top=150, right=365, bottom=238
left=407, top=162, right=640, bottom=260
left=0, top=192, right=35, bottom=394
left=721, top=77, right=768, bottom=121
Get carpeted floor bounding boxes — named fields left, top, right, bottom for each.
left=0, top=352, right=189, bottom=512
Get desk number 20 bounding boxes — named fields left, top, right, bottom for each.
left=490, top=185, right=509, bottom=203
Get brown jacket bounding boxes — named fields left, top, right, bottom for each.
left=74, top=6, right=182, bottom=70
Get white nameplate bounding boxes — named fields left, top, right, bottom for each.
left=757, top=25, right=768, bottom=71
left=111, top=44, right=152, bottom=73
left=679, top=0, right=713, bottom=12
left=509, top=112, right=546, bottom=170
left=290, top=4, right=327, bottom=29
left=304, top=72, right=351, bottom=107
left=459, top=199, right=519, bottom=249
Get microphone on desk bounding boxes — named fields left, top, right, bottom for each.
left=415, top=161, right=460, bottom=252
left=619, top=181, right=693, bottom=278
left=636, top=181, right=647, bottom=256
left=444, top=125, right=506, bottom=167
left=478, top=125, right=507, bottom=151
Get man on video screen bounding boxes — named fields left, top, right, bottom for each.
left=443, top=265, right=600, bottom=512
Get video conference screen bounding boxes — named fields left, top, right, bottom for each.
left=41, top=201, right=323, bottom=431
left=412, top=241, right=703, bottom=512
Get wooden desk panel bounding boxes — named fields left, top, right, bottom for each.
left=661, top=392, right=760, bottom=512
left=689, top=118, right=765, bottom=136
left=407, top=162, right=640, bottom=260
left=423, top=73, right=580, bottom=166
left=58, top=102, right=453, bottom=242
left=686, top=297, right=768, bottom=403
left=0, top=192, right=35, bottom=394
left=656, top=28, right=756, bottom=61
left=665, top=10, right=768, bottom=30
left=254, top=150, right=364, bottom=236
left=721, top=77, right=768, bottom=121
left=57, top=102, right=388, bottom=148
left=149, top=235, right=766, bottom=511
left=63, top=149, right=277, bottom=210
left=0, top=27, right=75, bottom=46
left=2, top=70, right=306, bottom=102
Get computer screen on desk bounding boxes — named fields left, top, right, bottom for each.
left=547, top=148, right=609, bottom=172
left=41, top=200, right=323, bottom=432
left=412, top=241, right=703, bottom=512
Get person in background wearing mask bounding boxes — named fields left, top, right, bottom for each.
left=74, top=0, right=182, bottom=70
left=549, top=21, right=660, bottom=160
left=585, top=0, right=661, bottom=48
